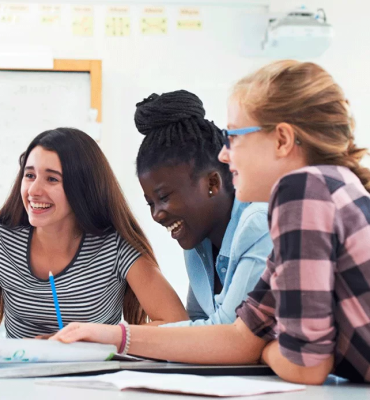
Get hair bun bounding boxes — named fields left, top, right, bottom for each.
left=134, top=90, right=206, bottom=136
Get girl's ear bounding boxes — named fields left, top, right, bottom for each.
left=207, top=171, right=222, bottom=197
left=274, top=123, right=296, bottom=158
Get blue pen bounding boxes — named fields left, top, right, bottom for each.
left=49, top=271, right=63, bottom=330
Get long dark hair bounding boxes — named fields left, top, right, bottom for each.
left=0, top=127, right=157, bottom=324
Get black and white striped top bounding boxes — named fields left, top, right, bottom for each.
left=0, top=225, right=141, bottom=338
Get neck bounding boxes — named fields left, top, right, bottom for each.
left=207, top=193, right=234, bottom=250
left=32, top=221, right=81, bottom=253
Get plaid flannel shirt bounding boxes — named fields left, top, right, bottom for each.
left=237, top=165, right=370, bottom=383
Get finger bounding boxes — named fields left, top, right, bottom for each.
left=51, top=323, right=91, bottom=343
left=50, top=323, right=81, bottom=340
left=35, top=333, right=55, bottom=340
left=55, top=327, right=90, bottom=344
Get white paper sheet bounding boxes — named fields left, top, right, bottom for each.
left=0, top=339, right=116, bottom=362
left=37, top=370, right=306, bottom=397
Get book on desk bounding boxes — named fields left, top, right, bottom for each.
left=0, top=339, right=273, bottom=378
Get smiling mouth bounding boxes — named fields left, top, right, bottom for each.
left=30, top=201, right=53, bottom=210
left=167, top=220, right=183, bottom=233
left=165, top=220, right=186, bottom=240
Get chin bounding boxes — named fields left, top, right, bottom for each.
left=235, top=189, right=250, bottom=203
left=177, top=238, right=197, bottom=251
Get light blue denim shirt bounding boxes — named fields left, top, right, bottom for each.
left=162, top=199, right=272, bottom=327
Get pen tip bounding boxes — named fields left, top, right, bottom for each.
left=49, top=271, right=53, bottom=277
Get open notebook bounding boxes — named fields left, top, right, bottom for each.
left=37, top=371, right=306, bottom=397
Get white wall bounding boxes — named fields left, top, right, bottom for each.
left=0, top=0, right=369, bottom=304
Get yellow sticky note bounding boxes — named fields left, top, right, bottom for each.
left=0, top=3, right=28, bottom=24
left=73, top=16, right=93, bottom=36
left=41, top=15, right=60, bottom=25
left=40, top=5, right=61, bottom=26
left=106, top=16, right=130, bottom=37
left=141, top=17, right=167, bottom=35
left=177, top=20, right=202, bottom=30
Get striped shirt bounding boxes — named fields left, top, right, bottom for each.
left=0, top=226, right=140, bottom=338
left=237, top=165, right=370, bottom=383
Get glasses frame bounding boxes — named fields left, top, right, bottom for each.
left=221, top=126, right=262, bottom=149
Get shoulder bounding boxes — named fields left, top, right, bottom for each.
left=236, top=202, right=269, bottom=235
left=238, top=202, right=268, bottom=226
left=231, top=203, right=270, bottom=254
left=0, top=225, right=30, bottom=242
left=270, top=165, right=340, bottom=208
left=83, top=229, right=123, bottom=256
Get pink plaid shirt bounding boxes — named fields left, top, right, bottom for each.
left=237, top=165, right=370, bottom=383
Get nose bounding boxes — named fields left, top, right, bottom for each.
left=28, top=178, right=44, bottom=198
left=218, top=145, right=230, bottom=164
left=151, top=204, right=167, bottom=224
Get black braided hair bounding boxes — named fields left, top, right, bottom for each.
left=135, top=90, right=233, bottom=194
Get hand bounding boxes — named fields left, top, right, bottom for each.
left=50, top=322, right=123, bottom=351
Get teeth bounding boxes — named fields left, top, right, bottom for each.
left=167, top=220, right=183, bottom=233
left=30, top=201, right=52, bottom=209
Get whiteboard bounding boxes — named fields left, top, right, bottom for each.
left=0, top=71, right=91, bottom=205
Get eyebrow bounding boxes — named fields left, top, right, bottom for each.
left=24, top=166, right=63, bottom=177
left=153, top=185, right=171, bottom=194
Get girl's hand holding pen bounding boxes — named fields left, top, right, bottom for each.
left=50, top=322, right=123, bottom=352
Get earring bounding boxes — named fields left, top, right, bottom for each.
left=209, top=190, right=213, bottom=197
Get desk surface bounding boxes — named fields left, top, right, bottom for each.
left=0, top=375, right=368, bottom=400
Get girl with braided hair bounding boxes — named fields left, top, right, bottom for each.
left=135, top=90, right=272, bottom=327
left=53, top=61, right=370, bottom=384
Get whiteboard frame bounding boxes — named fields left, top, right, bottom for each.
left=0, top=59, right=102, bottom=122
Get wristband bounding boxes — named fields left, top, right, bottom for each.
left=118, top=321, right=131, bottom=355
left=118, top=323, right=126, bottom=354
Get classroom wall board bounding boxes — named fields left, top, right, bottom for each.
left=0, top=59, right=102, bottom=205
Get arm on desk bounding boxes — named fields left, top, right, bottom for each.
left=51, top=317, right=267, bottom=365
left=261, top=340, right=334, bottom=385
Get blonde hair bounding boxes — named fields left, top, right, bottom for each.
left=232, top=60, right=370, bottom=192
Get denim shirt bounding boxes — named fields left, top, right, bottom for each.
left=162, top=199, right=272, bottom=327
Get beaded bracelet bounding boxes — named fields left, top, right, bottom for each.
left=118, top=323, right=126, bottom=354
left=118, top=321, right=131, bottom=355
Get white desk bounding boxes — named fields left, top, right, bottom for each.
left=0, top=375, right=368, bottom=400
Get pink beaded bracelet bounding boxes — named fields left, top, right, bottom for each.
left=118, top=321, right=131, bottom=355
left=118, top=323, right=126, bottom=354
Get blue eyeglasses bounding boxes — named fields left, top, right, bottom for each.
left=221, top=126, right=262, bottom=149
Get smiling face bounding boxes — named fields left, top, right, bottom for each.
left=218, top=98, right=279, bottom=203
left=20, top=146, right=76, bottom=231
left=139, top=163, right=218, bottom=250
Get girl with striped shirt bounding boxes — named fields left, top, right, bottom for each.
left=0, top=128, right=187, bottom=338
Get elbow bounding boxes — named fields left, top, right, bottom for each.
left=283, top=358, right=334, bottom=386
left=170, top=309, right=189, bottom=323
left=158, top=310, right=189, bottom=324
left=296, top=370, right=329, bottom=385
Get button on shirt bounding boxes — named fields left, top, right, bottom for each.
left=163, top=199, right=272, bottom=327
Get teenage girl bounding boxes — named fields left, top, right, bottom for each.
left=0, top=128, right=187, bottom=338
left=135, top=90, right=272, bottom=326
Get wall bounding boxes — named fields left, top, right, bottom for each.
left=0, top=0, right=369, bottom=304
